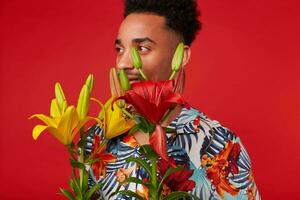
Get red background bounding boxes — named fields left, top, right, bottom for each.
left=1, top=0, right=299, bottom=199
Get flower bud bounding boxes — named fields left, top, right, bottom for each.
left=85, top=74, right=94, bottom=94
left=119, top=69, right=131, bottom=91
left=76, top=84, right=89, bottom=120
left=131, top=47, right=142, bottom=69
left=171, top=42, right=184, bottom=72
left=55, top=82, right=67, bottom=112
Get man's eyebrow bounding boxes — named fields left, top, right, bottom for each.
left=114, top=37, right=156, bottom=45
left=114, top=39, right=121, bottom=45
left=132, top=37, right=156, bottom=44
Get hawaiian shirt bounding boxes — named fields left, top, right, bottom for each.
left=85, top=104, right=261, bottom=200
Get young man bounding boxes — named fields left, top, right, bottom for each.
left=86, top=0, right=261, bottom=199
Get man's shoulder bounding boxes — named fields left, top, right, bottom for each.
left=173, top=104, right=239, bottom=139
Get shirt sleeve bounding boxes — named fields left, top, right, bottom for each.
left=194, top=117, right=261, bottom=200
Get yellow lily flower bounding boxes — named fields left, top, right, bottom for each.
left=29, top=74, right=99, bottom=145
left=95, top=97, right=135, bottom=139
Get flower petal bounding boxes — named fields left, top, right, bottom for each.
left=119, top=80, right=184, bottom=124
left=32, top=125, right=48, bottom=140
left=175, top=180, right=196, bottom=191
left=173, top=68, right=185, bottom=94
left=29, top=114, right=57, bottom=127
left=47, top=126, right=68, bottom=145
left=121, top=91, right=161, bottom=124
left=149, top=124, right=169, bottom=161
left=105, top=101, right=135, bottom=139
left=57, top=106, right=77, bottom=144
left=50, top=99, right=61, bottom=118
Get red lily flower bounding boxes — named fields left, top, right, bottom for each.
left=149, top=124, right=169, bottom=161
left=118, top=80, right=185, bottom=124
left=118, top=80, right=185, bottom=161
left=158, top=158, right=196, bottom=192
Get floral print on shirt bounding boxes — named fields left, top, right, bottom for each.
left=85, top=104, right=261, bottom=200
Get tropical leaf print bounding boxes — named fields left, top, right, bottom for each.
left=84, top=105, right=261, bottom=200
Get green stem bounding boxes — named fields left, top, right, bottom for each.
left=168, top=70, right=177, bottom=80
left=138, top=69, right=148, bottom=80
left=121, top=108, right=134, bottom=119
left=79, top=149, right=84, bottom=188
left=151, top=158, right=158, bottom=200
left=66, top=144, right=77, bottom=160
left=160, top=106, right=175, bottom=125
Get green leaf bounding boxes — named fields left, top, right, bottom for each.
left=70, top=142, right=76, bottom=150
left=59, top=188, right=75, bottom=200
left=67, top=144, right=77, bottom=160
left=85, top=158, right=100, bottom=165
left=84, top=183, right=103, bottom=200
left=128, top=124, right=139, bottom=135
left=165, top=127, right=176, bottom=133
left=82, top=170, right=88, bottom=194
left=148, top=124, right=155, bottom=134
left=126, top=157, right=152, bottom=177
left=70, top=178, right=82, bottom=197
left=139, top=145, right=158, bottom=160
left=70, top=160, right=86, bottom=169
left=77, top=138, right=87, bottom=149
left=163, top=191, right=198, bottom=200
left=69, top=178, right=75, bottom=191
left=135, top=115, right=154, bottom=133
left=121, top=177, right=152, bottom=188
left=121, top=177, right=144, bottom=185
left=118, top=190, right=144, bottom=200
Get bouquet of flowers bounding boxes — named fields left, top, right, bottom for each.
left=29, top=43, right=199, bottom=199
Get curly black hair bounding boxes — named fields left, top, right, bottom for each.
left=124, top=0, right=202, bottom=46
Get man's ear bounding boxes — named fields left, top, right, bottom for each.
left=182, top=45, right=191, bottom=67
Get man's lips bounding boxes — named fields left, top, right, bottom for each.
left=126, top=73, right=140, bottom=84
left=128, top=77, right=140, bottom=85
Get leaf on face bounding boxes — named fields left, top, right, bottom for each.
left=171, top=42, right=184, bottom=72
left=131, top=47, right=142, bottom=69
left=119, top=69, right=131, bottom=91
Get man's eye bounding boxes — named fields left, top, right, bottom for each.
left=137, top=46, right=150, bottom=53
left=115, top=47, right=124, bottom=53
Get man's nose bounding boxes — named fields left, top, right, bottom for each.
left=116, top=50, right=134, bottom=71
